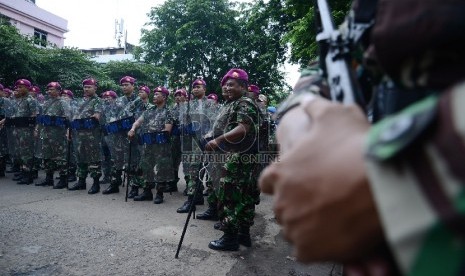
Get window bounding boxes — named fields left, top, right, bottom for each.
left=34, top=29, right=47, bottom=47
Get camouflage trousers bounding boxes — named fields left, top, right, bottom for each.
left=171, top=135, right=182, bottom=174
left=217, top=153, right=257, bottom=234
left=185, top=138, right=205, bottom=195
left=77, top=163, right=102, bottom=179
left=206, top=152, right=224, bottom=205
left=17, top=127, right=35, bottom=171
left=43, top=159, right=67, bottom=175
left=132, top=143, right=174, bottom=189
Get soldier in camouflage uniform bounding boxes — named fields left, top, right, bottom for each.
left=197, top=84, right=232, bottom=222
left=125, top=85, right=153, bottom=198
left=169, top=88, right=188, bottom=193
left=204, top=69, right=260, bottom=251
left=9, top=79, right=39, bottom=184
left=101, top=76, right=139, bottom=195
left=176, top=78, right=217, bottom=213
left=260, top=1, right=465, bottom=275
left=68, top=78, right=103, bottom=194
left=60, top=89, right=78, bottom=183
left=128, top=86, right=174, bottom=204
left=34, top=82, right=71, bottom=189
left=0, top=84, right=14, bottom=177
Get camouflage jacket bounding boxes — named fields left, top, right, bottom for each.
left=140, top=104, right=173, bottom=134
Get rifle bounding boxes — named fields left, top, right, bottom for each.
left=125, top=139, right=133, bottom=202
left=314, top=0, right=372, bottom=109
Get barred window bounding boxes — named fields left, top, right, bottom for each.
left=34, top=28, right=47, bottom=47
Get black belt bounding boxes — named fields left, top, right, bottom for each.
left=70, top=117, right=99, bottom=130
left=138, top=131, right=170, bottom=145
left=103, top=116, right=134, bottom=135
left=5, top=117, right=36, bottom=127
left=37, top=115, right=69, bottom=128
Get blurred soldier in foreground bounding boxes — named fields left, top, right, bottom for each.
left=259, top=0, right=465, bottom=275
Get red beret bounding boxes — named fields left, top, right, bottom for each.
left=15, top=79, right=32, bottom=88
left=207, top=93, right=218, bottom=101
left=248, top=84, right=260, bottom=95
left=192, top=78, right=206, bottom=87
left=30, top=86, right=41, bottom=94
left=139, top=86, right=151, bottom=94
left=47, top=81, right=62, bottom=91
left=120, top=76, right=136, bottom=85
left=153, top=86, right=169, bottom=96
left=222, top=68, right=248, bottom=85
left=61, top=89, right=74, bottom=98
left=3, top=88, right=11, bottom=95
left=101, top=90, right=118, bottom=99
left=82, top=78, right=97, bottom=86
left=174, top=89, right=187, bottom=97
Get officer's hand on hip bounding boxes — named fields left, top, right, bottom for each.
left=259, top=98, right=383, bottom=263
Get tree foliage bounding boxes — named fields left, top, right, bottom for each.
left=139, top=0, right=291, bottom=101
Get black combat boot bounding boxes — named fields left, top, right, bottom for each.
left=208, top=233, right=240, bottom=251
left=53, top=175, right=68, bottom=189
left=6, top=162, right=20, bottom=173
left=164, top=181, right=178, bottom=193
left=183, top=175, right=190, bottom=196
left=193, top=189, right=204, bottom=205
left=177, top=195, right=195, bottom=213
left=127, top=186, right=139, bottom=199
left=13, top=171, right=24, bottom=181
left=100, top=175, right=111, bottom=185
left=88, top=177, right=100, bottom=194
left=102, top=172, right=121, bottom=194
left=153, top=190, right=164, bottom=204
left=18, top=171, right=33, bottom=185
left=68, top=169, right=77, bottom=182
left=35, top=172, right=54, bottom=187
left=238, top=226, right=252, bottom=247
left=214, top=222, right=224, bottom=231
left=196, top=202, right=218, bottom=221
left=0, top=157, right=6, bottom=177
left=32, top=170, right=38, bottom=179
left=68, top=178, right=86, bottom=190
left=133, top=188, right=153, bottom=201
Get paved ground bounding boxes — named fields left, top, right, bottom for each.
left=0, top=172, right=342, bottom=276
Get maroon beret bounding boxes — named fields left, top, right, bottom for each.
left=153, top=86, right=169, bottom=96
left=248, top=84, right=260, bottom=95
left=174, top=89, right=187, bottom=97
left=15, top=79, right=32, bottom=88
left=192, top=78, right=206, bottom=87
left=139, top=85, right=151, bottom=94
left=101, top=90, right=118, bottom=99
left=61, top=89, right=74, bottom=98
left=47, top=81, right=62, bottom=91
left=222, top=68, right=248, bottom=85
left=30, top=86, right=41, bottom=94
left=3, top=88, right=11, bottom=95
left=0, top=84, right=3, bottom=90
left=82, top=78, right=97, bottom=86
left=120, top=76, right=136, bottom=85
left=207, top=93, right=218, bottom=101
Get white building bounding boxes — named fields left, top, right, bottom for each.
left=0, top=0, right=68, bottom=48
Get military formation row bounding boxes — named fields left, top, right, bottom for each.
left=0, top=68, right=277, bottom=251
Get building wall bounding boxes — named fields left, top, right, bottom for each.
left=0, top=0, right=67, bottom=47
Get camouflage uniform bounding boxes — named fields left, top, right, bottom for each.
left=216, top=96, right=259, bottom=235
left=170, top=103, right=183, bottom=185
left=72, top=95, right=103, bottom=180
left=11, top=94, right=38, bottom=182
left=132, top=104, right=174, bottom=199
left=37, top=97, right=71, bottom=177
left=0, top=97, right=14, bottom=175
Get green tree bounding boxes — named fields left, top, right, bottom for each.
left=138, top=0, right=291, bottom=102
